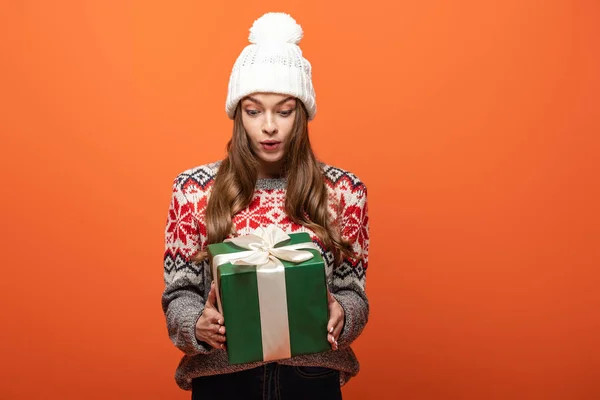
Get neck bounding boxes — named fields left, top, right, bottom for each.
left=257, top=159, right=285, bottom=179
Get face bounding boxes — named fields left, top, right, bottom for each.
left=240, top=93, right=297, bottom=178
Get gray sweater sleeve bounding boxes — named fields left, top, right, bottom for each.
left=330, top=184, right=370, bottom=349
left=161, top=178, right=215, bottom=356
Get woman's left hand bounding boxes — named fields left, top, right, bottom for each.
left=326, top=289, right=345, bottom=351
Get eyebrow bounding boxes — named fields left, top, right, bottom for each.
left=242, top=96, right=296, bottom=106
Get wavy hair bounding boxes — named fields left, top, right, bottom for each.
left=192, top=100, right=352, bottom=265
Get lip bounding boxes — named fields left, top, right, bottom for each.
left=260, top=141, right=281, bottom=152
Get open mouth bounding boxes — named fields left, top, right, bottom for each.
left=261, top=141, right=281, bottom=151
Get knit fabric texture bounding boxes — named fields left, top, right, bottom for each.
left=162, top=160, right=370, bottom=390
left=225, top=13, right=317, bottom=120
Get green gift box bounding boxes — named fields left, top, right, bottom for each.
left=207, top=226, right=330, bottom=365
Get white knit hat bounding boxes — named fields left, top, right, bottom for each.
left=225, top=12, right=317, bottom=120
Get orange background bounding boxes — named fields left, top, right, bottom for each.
left=1, top=1, right=599, bottom=399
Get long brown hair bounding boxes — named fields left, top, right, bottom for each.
left=192, top=100, right=352, bottom=265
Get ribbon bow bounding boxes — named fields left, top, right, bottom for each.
left=223, top=225, right=317, bottom=265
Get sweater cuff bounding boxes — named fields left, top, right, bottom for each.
left=331, top=291, right=367, bottom=349
left=182, top=306, right=216, bottom=355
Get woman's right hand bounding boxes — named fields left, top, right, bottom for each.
left=195, top=281, right=227, bottom=349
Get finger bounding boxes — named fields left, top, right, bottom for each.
left=326, top=306, right=338, bottom=332
left=332, top=319, right=343, bottom=341
left=208, top=339, right=225, bottom=349
left=327, top=333, right=338, bottom=350
left=213, top=334, right=227, bottom=343
left=203, top=308, right=223, bottom=325
left=211, top=324, right=227, bottom=335
left=206, top=329, right=227, bottom=347
left=326, top=309, right=341, bottom=333
left=215, top=312, right=225, bottom=326
left=202, top=336, right=217, bottom=349
left=327, top=288, right=334, bottom=303
left=326, top=317, right=343, bottom=349
left=212, top=336, right=227, bottom=348
left=327, top=321, right=336, bottom=334
left=328, top=332, right=336, bottom=344
left=211, top=323, right=221, bottom=334
left=206, top=282, right=217, bottom=308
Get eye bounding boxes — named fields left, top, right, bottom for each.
left=278, top=110, right=294, bottom=117
left=245, top=109, right=260, bottom=116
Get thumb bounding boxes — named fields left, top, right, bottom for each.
left=206, top=281, right=217, bottom=308
left=327, top=288, right=335, bottom=303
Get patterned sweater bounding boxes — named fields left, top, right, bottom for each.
left=162, top=160, right=370, bottom=390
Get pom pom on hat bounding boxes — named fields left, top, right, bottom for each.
left=249, top=12, right=303, bottom=45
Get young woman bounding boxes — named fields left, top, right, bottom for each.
left=162, top=12, right=370, bottom=400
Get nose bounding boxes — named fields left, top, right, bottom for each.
left=262, top=113, right=278, bottom=135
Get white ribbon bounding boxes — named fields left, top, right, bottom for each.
left=211, top=225, right=319, bottom=361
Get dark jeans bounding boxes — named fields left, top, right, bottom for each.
left=191, top=363, right=342, bottom=400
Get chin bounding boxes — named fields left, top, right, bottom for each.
left=258, top=153, right=284, bottom=164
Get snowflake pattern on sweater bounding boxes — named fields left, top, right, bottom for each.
left=162, top=160, right=369, bottom=390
